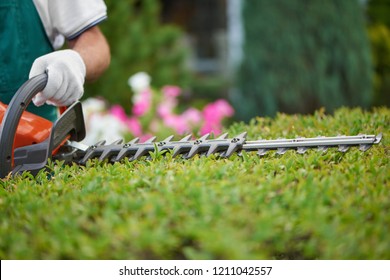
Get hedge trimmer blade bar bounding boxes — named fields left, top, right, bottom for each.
left=56, top=133, right=382, bottom=165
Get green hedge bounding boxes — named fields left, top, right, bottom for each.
left=1, top=107, right=388, bottom=259
left=234, top=0, right=373, bottom=121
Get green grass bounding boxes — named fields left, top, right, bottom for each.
left=1, top=107, right=389, bottom=260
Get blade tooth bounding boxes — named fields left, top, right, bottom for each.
left=98, top=141, right=123, bottom=162
left=156, top=135, right=175, bottom=151
left=114, top=149, right=131, bottom=162
left=276, top=148, right=288, bottom=155
left=99, top=149, right=115, bottom=162
left=180, top=134, right=192, bottom=142
left=172, top=146, right=185, bottom=158
left=224, top=143, right=239, bottom=158
left=257, top=148, right=269, bottom=156
left=216, top=132, right=229, bottom=140
left=235, top=132, right=248, bottom=140
left=79, top=152, right=94, bottom=165
left=131, top=149, right=146, bottom=161
left=114, top=141, right=138, bottom=162
left=374, top=133, right=383, bottom=144
left=131, top=146, right=153, bottom=161
left=94, top=140, right=106, bottom=146
left=186, top=144, right=201, bottom=159
left=223, top=133, right=247, bottom=158
left=185, top=134, right=209, bottom=158
left=78, top=141, right=106, bottom=164
left=173, top=136, right=193, bottom=157
left=99, top=153, right=111, bottom=162
left=199, top=133, right=210, bottom=141
left=297, top=147, right=308, bottom=154
left=129, top=137, right=140, bottom=144
left=163, top=135, right=175, bottom=142
left=318, top=146, right=329, bottom=152
left=359, top=144, right=372, bottom=152
left=79, top=156, right=90, bottom=165
left=111, top=139, right=124, bottom=145
left=79, top=149, right=99, bottom=165
left=338, top=145, right=349, bottom=153
left=206, top=144, right=220, bottom=156
left=144, top=136, right=157, bottom=143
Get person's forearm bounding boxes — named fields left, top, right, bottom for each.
left=68, top=26, right=110, bottom=82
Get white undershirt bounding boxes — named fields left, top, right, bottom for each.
left=32, top=0, right=107, bottom=49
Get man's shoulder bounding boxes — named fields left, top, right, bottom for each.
left=33, top=0, right=107, bottom=49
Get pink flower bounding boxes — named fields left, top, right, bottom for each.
left=163, top=114, right=189, bottom=135
left=200, top=122, right=222, bottom=135
left=203, top=99, right=234, bottom=121
left=157, top=93, right=179, bottom=119
left=109, top=105, right=144, bottom=137
left=162, top=85, right=181, bottom=98
left=213, top=99, right=234, bottom=117
left=157, top=103, right=174, bottom=118
left=126, top=117, right=143, bottom=136
left=182, top=108, right=202, bottom=125
left=132, top=89, right=152, bottom=116
left=200, top=99, right=234, bottom=135
left=110, top=105, right=128, bottom=123
left=140, top=133, right=154, bottom=143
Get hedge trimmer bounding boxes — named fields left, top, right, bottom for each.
left=0, top=74, right=383, bottom=178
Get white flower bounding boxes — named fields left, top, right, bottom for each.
left=128, top=72, right=151, bottom=93
left=82, top=113, right=127, bottom=145
left=81, top=97, right=106, bottom=119
left=81, top=97, right=127, bottom=145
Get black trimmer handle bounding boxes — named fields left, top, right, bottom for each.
left=0, top=73, right=86, bottom=178
left=0, top=73, right=48, bottom=178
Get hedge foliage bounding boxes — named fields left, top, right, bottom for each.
left=1, top=107, right=388, bottom=259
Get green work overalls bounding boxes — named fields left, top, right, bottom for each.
left=0, top=0, right=57, bottom=121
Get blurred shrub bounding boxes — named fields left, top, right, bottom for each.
left=367, top=0, right=390, bottom=27
left=84, top=0, right=191, bottom=110
left=367, top=0, right=390, bottom=107
left=233, top=0, right=373, bottom=121
left=368, top=24, right=390, bottom=106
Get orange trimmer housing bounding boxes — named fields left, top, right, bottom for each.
left=0, top=101, right=52, bottom=148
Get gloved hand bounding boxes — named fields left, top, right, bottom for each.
left=29, top=49, right=86, bottom=107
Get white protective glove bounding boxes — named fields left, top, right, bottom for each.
left=29, top=49, right=86, bottom=107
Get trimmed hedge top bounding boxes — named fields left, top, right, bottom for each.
left=1, top=107, right=388, bottom=259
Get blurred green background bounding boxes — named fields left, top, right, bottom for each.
left=85, top=0, right=390, bottom=121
